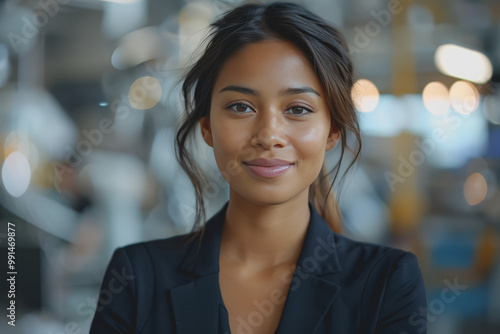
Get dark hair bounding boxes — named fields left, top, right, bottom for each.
left=174, top=1, right=361, bottom=250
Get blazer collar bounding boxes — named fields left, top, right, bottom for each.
left=170, top=200, right=343, bottom=334
left=178, top=199, right=342, bottom=277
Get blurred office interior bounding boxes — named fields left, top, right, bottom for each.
left=0, top=0, right=499, bottom=333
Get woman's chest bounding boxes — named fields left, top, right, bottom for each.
left=218, top=264, right=294, bottom=334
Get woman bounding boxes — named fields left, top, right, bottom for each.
left=90, top=2, right=427, bottom=333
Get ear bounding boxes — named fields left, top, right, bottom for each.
left=199, top=115, right=213, bottom=147
left=326, top=123, right=341, bottom=151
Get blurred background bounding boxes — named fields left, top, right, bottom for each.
left=0, top=0, right=499, bottom=333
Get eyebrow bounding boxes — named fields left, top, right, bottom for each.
left=219, top=85, right=321, bottom=97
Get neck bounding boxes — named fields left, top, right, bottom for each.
left=220, top=189, right=311, bottom=270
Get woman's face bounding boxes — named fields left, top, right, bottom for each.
left=200, top=39, right=340, bottom=205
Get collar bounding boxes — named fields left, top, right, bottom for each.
left=178, top=199, right=342, bottom=277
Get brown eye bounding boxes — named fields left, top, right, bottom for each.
left=286, top=106, right=312, bottom=116
left=236, top=104, right=248, bottom=112
left=227, top=103, right=253, bottom=113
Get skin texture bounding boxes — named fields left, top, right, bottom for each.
left=199, top=39, right=340, bottom=333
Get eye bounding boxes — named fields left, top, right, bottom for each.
left=226, top=102, right=254, bottom=113
left=285, top=105, right=313, bottom=116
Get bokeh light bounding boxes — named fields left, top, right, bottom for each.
left=4, top=131, right=30, bottom=159
left=352, top=79, right=379, bottom=113
left=111, top=26, right=169, bottom=70
left=435, top=43, right=493, bottom=84
left=449, top=80, right=480, bottom=115
left=2, top=151, right=31, bottom=198
left=422, top=81, right=450, bottom=115
left=128, top=76, right=162, bottom=110
left=464, top=172, right=488, bottom=206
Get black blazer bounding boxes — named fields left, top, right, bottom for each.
left=90, top=200, right=427, bottom=333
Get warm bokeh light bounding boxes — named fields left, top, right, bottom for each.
left=449, top=80, right=480, bottom=115
left=4, top=131, right=29, bottom=159
left=128, top=76, right=162, bottom=110
left=352, top=79, right=379, bottom=112
left=434, top=44, right=493, bottom=84
left=2, top=151, right=31, bottom=198
left=3, top=131, right=39, bottom=171
left=422, top=81, right=450, bottom=115
left=464, top=172, right=488, bottom=206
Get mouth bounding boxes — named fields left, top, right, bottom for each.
left=242, top=158, right=295, bottom=167
left=242, top=162, right=294, bottom=178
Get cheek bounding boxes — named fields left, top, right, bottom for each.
left=211, top=117, right=248, bottom=164
left=294, top=125, right=329, bottom=160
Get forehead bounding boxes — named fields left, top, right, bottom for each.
left=213, top=39, right=324, bottom=94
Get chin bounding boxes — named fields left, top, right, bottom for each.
left=231, top=187, right=301, bottom=206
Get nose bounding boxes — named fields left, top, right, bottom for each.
left=250, top=108, right=287, bottom=149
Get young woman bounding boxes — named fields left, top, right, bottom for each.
left=90, top=2, right=427, bottom=333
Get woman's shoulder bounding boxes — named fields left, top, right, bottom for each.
left=333, top=234, right=427, bottom=331
left=332, top=231, right=423, bottom=276
left=122, top=230, right=197, bottom=252
left=108, top=231, right=199, bottom=274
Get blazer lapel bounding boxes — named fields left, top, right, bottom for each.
left=275, top=274, right=341, bottom=333
left=276, top=201, right=343, bottom=334
left=169, top=200, right=343, bottom=334
left=169, top=201, right=228, bottom=334
left=169, top=273, right=220, bottom=334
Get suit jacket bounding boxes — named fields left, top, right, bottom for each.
left=89, top=200, right=427, bottom=333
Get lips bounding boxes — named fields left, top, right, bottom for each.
left=242, top=158, right=294, bottom=178
left=243, top=158, right=294, bottom=167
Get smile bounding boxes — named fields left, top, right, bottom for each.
left=242, top=163, right=293, bottom=178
